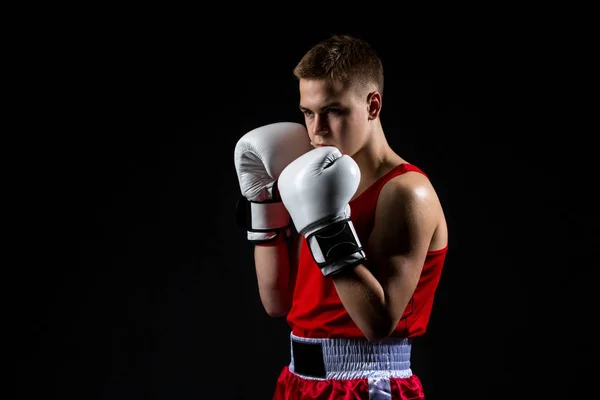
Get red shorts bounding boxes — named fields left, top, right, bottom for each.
left=273, top=366, right=424, bottom=399
left=272, top=333, right=425, bottom=400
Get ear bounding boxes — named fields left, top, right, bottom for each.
left=366, top=91, right=382, bottom=120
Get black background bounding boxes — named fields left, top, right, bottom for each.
left=15, top=15, right=596, bottom=400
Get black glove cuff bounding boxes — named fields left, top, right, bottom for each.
left=305, top=219, right=366, bottom=277
left=235, top=192, right=293, bottom=244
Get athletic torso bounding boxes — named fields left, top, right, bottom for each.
left=286, top=158, right=448, bottom=338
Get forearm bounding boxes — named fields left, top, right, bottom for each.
left=254, top=236, right=295, bottom=317
left=332, top=264, right=395, bottom=341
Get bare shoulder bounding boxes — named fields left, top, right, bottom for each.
left=378, top=169, right=441, bottom=209
left=371, top=168, right=447, bottom=253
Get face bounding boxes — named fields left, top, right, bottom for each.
left=299, top=79, right=377, bottom=156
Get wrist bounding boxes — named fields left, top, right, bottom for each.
left=255, top=232, right=288, bottom=247
left=236, top=193, right=291, bottom=244
left=305, top=218, right=366, bottom=277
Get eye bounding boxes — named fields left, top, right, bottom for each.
left=326, top=108, right=341, bottom=115
left=303, top=110, right=314, bottom=117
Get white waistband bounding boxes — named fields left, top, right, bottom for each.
left=289, top=332, right=413, bottom=381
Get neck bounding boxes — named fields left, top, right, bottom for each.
left=351, top=120, right=397, bottom=178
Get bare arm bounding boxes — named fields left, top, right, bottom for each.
left=254, top=232, right=301, bottom=317
left=331, top=173, right=442, bottom=341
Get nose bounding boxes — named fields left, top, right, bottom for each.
left=311, top=114, right=329, bottom=137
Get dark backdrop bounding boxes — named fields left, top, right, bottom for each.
left=18, top=20, right=594, bottom=400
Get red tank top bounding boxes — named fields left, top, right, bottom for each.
left=286, top=163, right=448, bottom=339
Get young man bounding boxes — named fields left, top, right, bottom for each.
left=234, top=34, right=448, bottom=399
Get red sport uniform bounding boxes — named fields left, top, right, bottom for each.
left=235, top=123, right=448, bottom=400
left=273, top=162, right=447, bottom=399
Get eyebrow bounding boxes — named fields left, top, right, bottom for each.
left=299, top=101, right=343, bottom=112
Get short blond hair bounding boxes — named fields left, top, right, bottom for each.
left=293, top=34, right=384, bottom=98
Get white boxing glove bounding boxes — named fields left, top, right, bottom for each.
left=234, top=122, right=313, bottom=243
left=278, top=146, right=366, bottom=276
